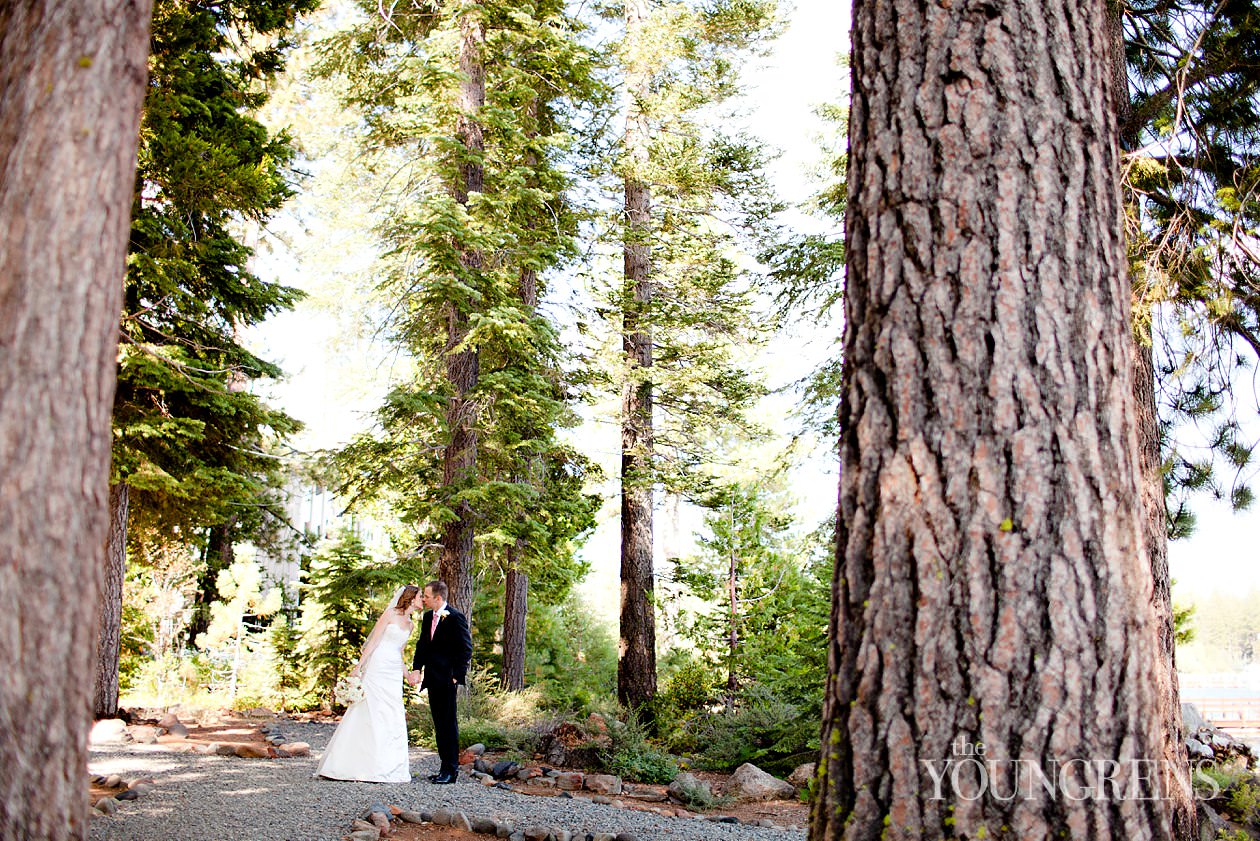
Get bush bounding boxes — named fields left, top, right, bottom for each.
left=1228, top=780, right=1260, bottom=825
left=669, top=775, right=731, bottom=810
left=599, top=710, right=678, bottom=783
left=677, top=684, right=817, bottom=775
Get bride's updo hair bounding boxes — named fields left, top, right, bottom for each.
left=395, top=585, right=421, bottom=612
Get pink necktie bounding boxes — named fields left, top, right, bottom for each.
left=431, top=611, right=439, bottom=639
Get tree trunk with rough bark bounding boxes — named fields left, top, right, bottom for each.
left=94, top=483, right=130, bottom=719
left=617, top=0, right=657, bottom=715
left=0, top=0, right=151, bottom=836
left=439, top=7, right=485, bottom=617
left=502, top=566, right=527, bottom=691
left=812, top=0, right=1174, bottom=838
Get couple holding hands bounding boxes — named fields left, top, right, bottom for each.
left=316, top=580, right=473, bottom=784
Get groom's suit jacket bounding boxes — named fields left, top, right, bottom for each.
left=411, top=605, right=473, bottom=689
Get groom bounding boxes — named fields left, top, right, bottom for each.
left=406, top=580, right=472, bottom=784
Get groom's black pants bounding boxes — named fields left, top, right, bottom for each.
left=428, top=681, right=459, bottom=774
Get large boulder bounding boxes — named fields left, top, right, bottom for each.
left=584, top=774, right=623, bottom=795
left=787, top=762, right=816, bottom=789
left=726, top=763, right=795, bottom=802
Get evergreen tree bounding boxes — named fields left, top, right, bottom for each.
left=606, top=0, right=780, bottom=714
left=303, top=529, right=407, bottom=700
left=321, top=0, right=602, bottom=664
left=99, top=0, right=315, bottom=716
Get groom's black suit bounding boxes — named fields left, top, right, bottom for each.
left=411, top=604, right=472, bottom=778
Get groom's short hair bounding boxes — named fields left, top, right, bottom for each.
left=426, top=580, right=449, bottom=600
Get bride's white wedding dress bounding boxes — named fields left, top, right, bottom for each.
left=316, top=622, right=411, bottom=783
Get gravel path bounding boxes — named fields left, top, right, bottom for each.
left=88, top=721, right=807, bottom=841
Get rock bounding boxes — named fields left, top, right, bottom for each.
left=495, top=781, right=514, bottom=791
left=234, top=743, right=272, bottom=758
left=164, top=722, right=189, bottom=739
left=214, top=744, right=237, bottom=756
left=474, top=758, right=493, bottom=774
left=481, top=775, right=498, bottom=787
left=452, top=811, right=472, bottom=832
left=369, top=811, right=391, bottom=833
left=592, top=833, right=617, bottom=841
left=624, top=790, right=666, bottom=802
left=128, top=725, right=161, bottom=744
left=556, top=772, right=584, bottom=791
left=668, top=772, right=712, bottom=803
left=788, top=761, right=816, bottom=788
left=709, top=815, right=741, bottom=823
left=1198, top=802, right=1228, bottom=841
left=584, top=774, right=622, bottom=795
left=157, top=712, right=181, bottom=729
left=432, top=807, right=452, bottom=826
left=245, top=706, right=275, bottom=718
left=467, top=742, right=487, bottom=756
left=128, top=782, right=155, bottom=797
left=348, top=831, right=379, bottom=841
left=269, top=735, right=286, bottom=745
left=535, top=777, right=556, bottom=789
left=509, top=833, right=526, bottom=841
left=91, top=719, right=128, bottom=745
left=388, top=805, right=403, bottom=816
left=516, top=768, right=534, bottom=781
left=114, top=789, right=139, bottom=802
left=523, top=827, right=550, bottom=841
left=591, top=795, right=612, bottom=805
left=494, top=819, right=515, bottom=837
left=280, top=742, right=310, bottom=756
left=103, top=774, right=123, bottom=789
left=1182, top=703, right=1209, bottom=734
left=94, top=797, right=119, bottom=815
left=1185, top=738, right=1214, bottom=760
left=615, top=834, right=641, bottom=841
left=492, top=760, right=521, bottom=779
left=351, top=819, right=378, bottom=832
left=471, top=816, right=498, bottom=833
left=397, top=812, right=425, bottom=824
left=1211, top=733, right=1234, bottom=749
left=750, top=819, right=778, bottom=828
left=610, top=799, right=624, bottom=809
left=727, top=762, right=795, bottom=801
left=555, top=831, right=572, bottom=841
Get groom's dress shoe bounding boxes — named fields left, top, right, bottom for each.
left=431, top=772, right=457, bottom=784
left=427, top=773, right=441, bottom=782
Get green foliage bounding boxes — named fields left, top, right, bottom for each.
left=671, top=684, right=816, bottom=775
left=1122, top=0, right=1260, bottom=525
left=301, top=529, right=412, bottom=702
left=1228, top=780, right=1260, bottom=825
left=600, top=713, right=679, bottom=784
left=117, top=0, right=313, bottom=546
left=321, top=0, right=604, bottom=613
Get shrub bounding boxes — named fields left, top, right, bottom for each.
left=670, top=775, right=731, bottom=810
left=599, top=710, right=678, bottom=783
left=1228, top=780, right=1260, bottom=825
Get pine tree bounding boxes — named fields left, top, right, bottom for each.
left=100, top=0, right=315, bottom=716
left=607, top=0, right=780, bottom=714
left=321, top=0, right=602, bottom=661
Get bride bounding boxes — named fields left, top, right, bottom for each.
left=316, top=584, right=419, bottom=783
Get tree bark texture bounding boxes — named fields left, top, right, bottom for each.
left=438, top=8, right=485, bottom=617
left=94, top=483, right=130, bottom=719
left=502, top=566, right=527, bottom=691
left=0, top=0, right=151, bottom=837
left=812, top=0, right=1173, bottom=839
left=1131, top=327, right=1195, bottom=839
left=617, top=0, right=657, bottom=714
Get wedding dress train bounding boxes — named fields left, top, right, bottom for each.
left=316, top=622, right=411, bottom=783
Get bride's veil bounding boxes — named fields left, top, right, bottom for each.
left=361, top=584, right=409, bottom=669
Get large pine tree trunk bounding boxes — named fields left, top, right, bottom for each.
left=0, top=1, right=151, bottom=836
left=94, top=483, right=130, bottom=719
left=617, top=0, right=657, bottom=714
left=439, top=7, right=485, bottom=617
left=812, top=0, right=1173, bottom=838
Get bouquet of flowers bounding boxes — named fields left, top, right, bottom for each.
left=334, top=674, right=365, bottom=706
